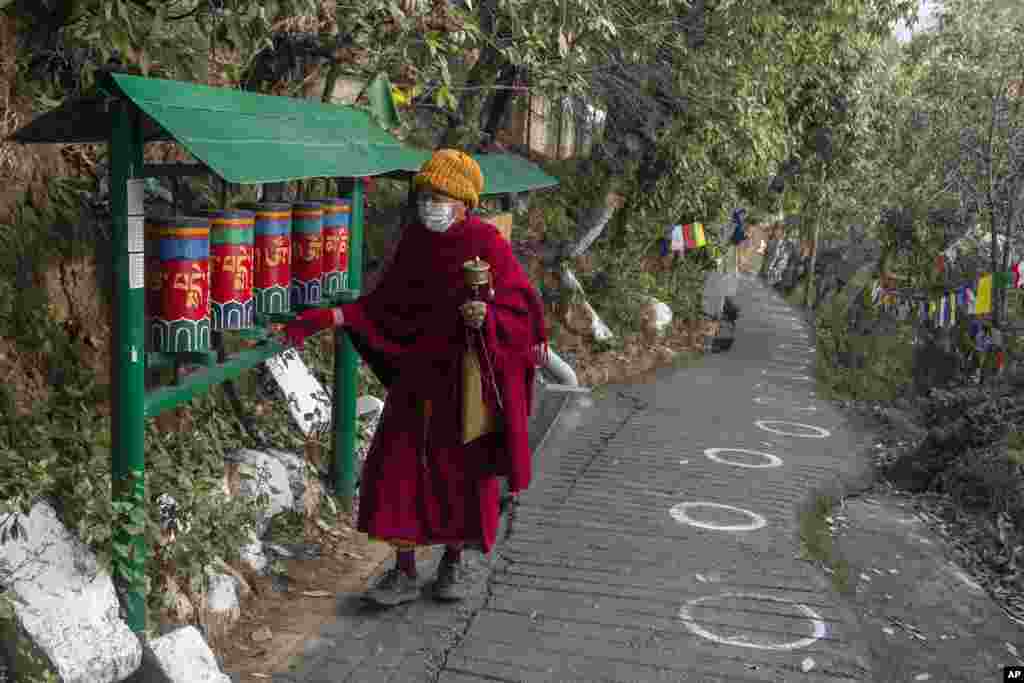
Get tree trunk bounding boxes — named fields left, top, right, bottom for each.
left=480, top=65, right=520, bottom=144
left=439, top=0, right=504, bottom=148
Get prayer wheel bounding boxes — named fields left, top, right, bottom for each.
left=239, top=202, right=292, bottom=315
left=145, top=215, right=211, bottom=353
left=201, top=210, right=256, bottom=331
left=310, top=197, right=351, bottom=297
left=290, top=201, right=324, bottom=307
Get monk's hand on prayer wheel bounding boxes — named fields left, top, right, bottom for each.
left=284, top=307, right=344, bottom=349
left=460, top=300, right=487, bottom=329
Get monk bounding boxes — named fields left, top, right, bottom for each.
left=284, top=150, right=547, bottom=605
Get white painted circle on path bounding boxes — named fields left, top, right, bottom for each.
left=767, top=364, right=812, bottom=372
left=761, top=371, right=814, bottom=382
left=679, top=593, right=828, bottom=650
left=779, top=344, right=814, bottom=352
left=704, top=448, right=782, bottom=469
left=755, top=420, right=831, bottom=438
left=669, top=502, right=767, bottom=532
left=771, top=356, right=811, bottom=365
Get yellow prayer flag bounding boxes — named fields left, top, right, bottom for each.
left=976, top=274, right=993, bottom=314
left=694, top=223, right=707, bottom=247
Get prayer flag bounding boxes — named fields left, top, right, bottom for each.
left=936, top=254, right=945, bottom=274
left=668, top=224, right=685, bottom=252
left=976, top=274, right=993, bottom=314
left=966, top=287, right=976, bottom=315
left=949, top=292, right=957, bottom=326
left=1013, top=262, right=1023, bottom=288
left=994, top=270, right=1012, bottom=290
left=929, top=300, right=937, bottom=322
left=693, top=223, right=707, bottom=247
left=683, top=224, right=696, bottom=249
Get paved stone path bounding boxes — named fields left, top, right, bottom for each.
left=279, top=275, right=887, bottom=682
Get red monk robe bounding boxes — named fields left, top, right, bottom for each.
left=338, top=213, right=547, bottom=553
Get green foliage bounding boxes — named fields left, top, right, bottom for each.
left=798, top=494, right=851, bottom=595
left=813, top=281, right=915, bottom=401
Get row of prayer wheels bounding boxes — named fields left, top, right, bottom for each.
left=145, top=199, right=351, bottom=353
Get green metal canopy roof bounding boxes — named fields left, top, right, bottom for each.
left=9, top=72, right=558, bottom=193
left=475, top=152, right=559, bottom=196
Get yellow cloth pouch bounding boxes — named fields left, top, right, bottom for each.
left=462, top=346, right=500, bottom=444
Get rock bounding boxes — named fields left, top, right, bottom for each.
left=228, top=449, right=295, bottom=537
left=357, top=394, right=384, bottom=418
left=212, top=559, right=251, bottom=600
left=0, top=501, right=142, bottom=683
left=238, top=530, right=267, bottom=574
left=126, top=626, right=230, bottom=683
left=197, top=570, right=241, bottom=643
left=264, top=449, right=310, bottom=511
left=638, top=296, right=673, bottom=339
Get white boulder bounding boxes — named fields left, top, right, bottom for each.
left=228, top=449, right=294, bottom=537
left=128, top=626, right=230, bottom=683
left=638, top=296, right=673, bottom=337
left=263, top=449, right=311, bottom=509
left=0, top=501, right=142, bottom=683
left=357, top=394, right=384, bottom=419
left=196, top=569, right=241, bottom=643
left=238, top=529, right=267, bottom=574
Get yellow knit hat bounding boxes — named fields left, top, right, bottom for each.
left=413, top=149, right=484, bottom=208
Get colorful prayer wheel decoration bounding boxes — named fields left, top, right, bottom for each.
left=239, top=202, right=292, bottom=315
left=201, top=210, right=256, bottom=331
left=290, top=201, right=324, bottom=307
left=310, top=197, right=351, bottom=297
left=145, top=215, right=211, bottom=353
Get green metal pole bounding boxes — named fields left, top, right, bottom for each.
left=332, top=178, right=364, bottom=511
left=110, top=100, right=147, bottom=632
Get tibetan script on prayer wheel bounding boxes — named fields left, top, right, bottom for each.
left=310, top=197, right=351, bottom=297
left=239, top=202, right=292, bottom=315
left=291, top=201, right=324, bottom=307
left=145, top=215, right=211, bottom=353
left=202, top=210, right=256, bottom=331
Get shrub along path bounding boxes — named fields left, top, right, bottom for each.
left=275, top=275, right=1021, bottom=683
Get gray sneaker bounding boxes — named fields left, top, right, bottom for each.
left=364, top=567, right=420, bottom=607
left=432, top=557, right=468, bottom=602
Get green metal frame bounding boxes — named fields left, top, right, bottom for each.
left=114, top=128, right=366, bottom=633
left=10, top=71, right=560, bottom=635
left=15, top=91, right=369, bottom=636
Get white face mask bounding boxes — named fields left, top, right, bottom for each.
left=418, top=200, right=457, bottom=233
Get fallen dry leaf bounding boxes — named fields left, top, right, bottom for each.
left=302, top=590, right=333, bottom=598
left=251, top=626, right=273, bottom=643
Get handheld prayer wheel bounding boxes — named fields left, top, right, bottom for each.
left=463, top=256, right=493, bottom=299
left=201, top=210, right=256, bottom=331
left=239, top=202, right=292, bottom=315
left=290, top=201, right=324, bottom=307
left=310, top=197, right=351, bottom=297
left=145, top=215, right=211, bottom=353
